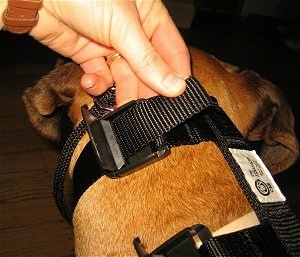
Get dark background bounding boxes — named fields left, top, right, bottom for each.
left=1, top=1, right=299, bottom=256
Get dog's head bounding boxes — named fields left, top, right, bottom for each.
left=23, top=47, right=299, bottom=175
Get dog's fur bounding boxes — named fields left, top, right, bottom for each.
left=23, top=47, right=299, bottom=256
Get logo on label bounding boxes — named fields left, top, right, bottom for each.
left=255, top=179, right=273, bottom=196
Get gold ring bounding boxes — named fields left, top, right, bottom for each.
left=106, top=52, right=122, bottom=67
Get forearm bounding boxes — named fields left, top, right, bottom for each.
left=0, top=1, right=8, bottom=30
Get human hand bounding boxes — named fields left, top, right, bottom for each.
left=29, top=0, right=191, bottom=106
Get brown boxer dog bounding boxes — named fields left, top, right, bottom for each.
left=22, top=47, right=299, bottom=256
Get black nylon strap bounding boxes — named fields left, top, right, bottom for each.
left=54, top=78, right=212, bottom=222
left=54, top=76, right=300, bottom=256
left=53, top=87, right=116, bottom=224
left=144, top=106, right=300, bottom=256
left=173, top=108, right=300, bottom=255
left=54, top=118, right=87, bottom=223
left=199, top=222, right=289, bottom=257
left=72, top=142, right=101, bottom=208
left=71, top=111, right=217, bottom=210
left=111, top=77, right=211, bottom=159
left=161, top=100, right=248, bottom=149
left=55, top=77, right=213, bottom=223
left=200, top=110, right=300, bottom=256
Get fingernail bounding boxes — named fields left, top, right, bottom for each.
left=162, top=73, right=186, bottom=96
left=82, top=79, right=96, bottom=90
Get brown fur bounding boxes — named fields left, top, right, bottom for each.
left=22, top=47, right=299, bottom=256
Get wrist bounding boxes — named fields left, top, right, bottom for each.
left=0, top=1, right=8, bottom=30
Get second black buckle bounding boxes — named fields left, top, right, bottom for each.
left=133, top=224, right=212, bottom=257
left=82, top=100, right=170, bottom=178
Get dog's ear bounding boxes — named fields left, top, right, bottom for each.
left=244, top=70, right=299, bottom=174
left=22, top=61, right=83, bottom=143
left=54, top=56, right=70, bottom=68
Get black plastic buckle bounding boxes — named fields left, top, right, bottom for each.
left=81, top=100, right=170, bottom=178
left=133, top=224, right=212, bottom=257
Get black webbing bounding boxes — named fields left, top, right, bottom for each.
left=53, top=77, right=214, bottom=224
left=104, top=77, right=300, bottom=255
left=111, top=77, right=211, bottom=159
left=201, top=109, right=300, bottom=256
left=199, top=222, right=289, bottom=257
left=54, top=118, right=87, bottom=223
left=53, top=87, right=116, bottom=224
left=54, top=76, right=300, bottom=256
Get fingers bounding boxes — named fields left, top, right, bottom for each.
left=83, top=2, right=190, bottom=100
left=98, top=51, right=158, bottom=106
left=151, top=13, right=191, bottom=79
left=31, top=6, right=115, bottom=96
left=138, top=1, right=191, bottom=79
left=117, top=39, right=187, bottom=98
left=34, top=0, right=191, bottom=101
left=108, top=56, right=139, bottom=107
left=80, top=57, right=114, bottom=95
left=80, top=73, right=111, bottom=96
left=110, top=4, right=187, bottom=98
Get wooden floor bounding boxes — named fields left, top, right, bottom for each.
left=0, top=34, right=75, bottom=256
left=0, top=15, right=299, bottom=257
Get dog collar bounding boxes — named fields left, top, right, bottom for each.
left=54, top=76, right=300, bottom=256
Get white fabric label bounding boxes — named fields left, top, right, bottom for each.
left=229, top=148, right=286, bottom=203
